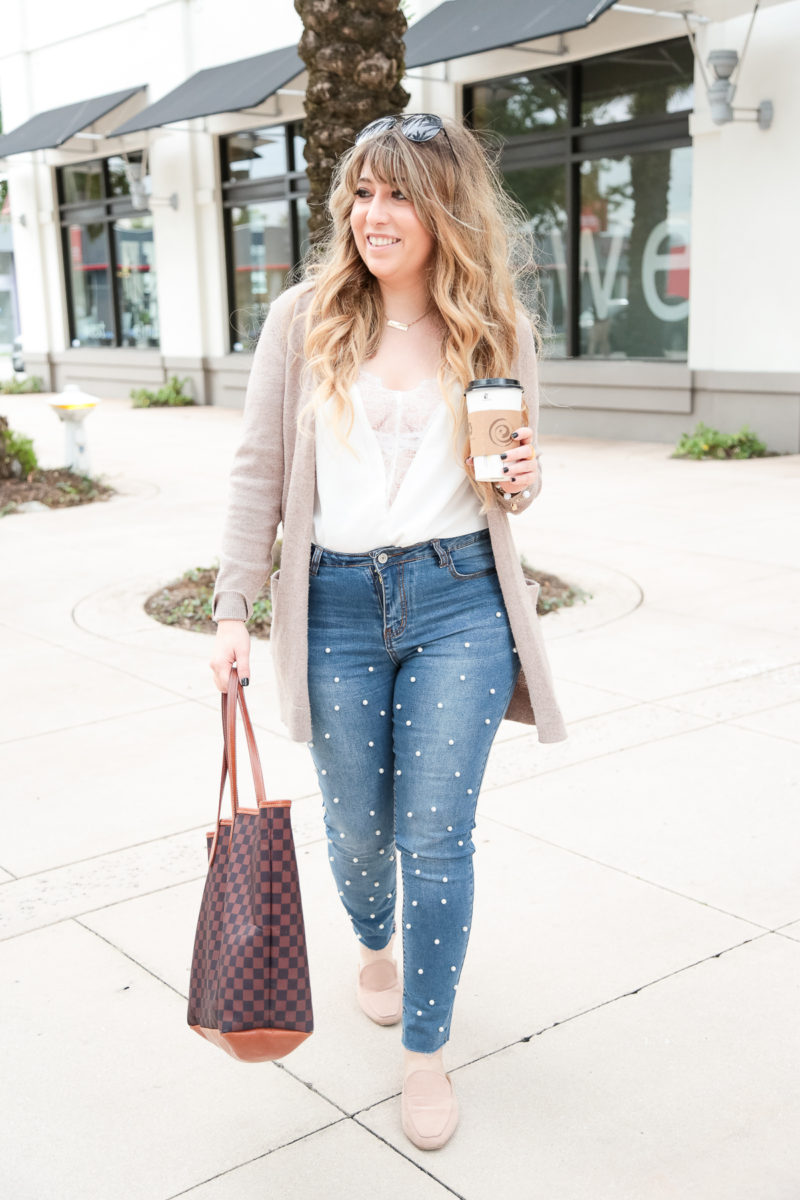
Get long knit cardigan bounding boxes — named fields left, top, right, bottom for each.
left=213, top=283, right=567, bottom=745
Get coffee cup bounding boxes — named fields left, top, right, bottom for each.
left=465, top=378, right=525, bottom=482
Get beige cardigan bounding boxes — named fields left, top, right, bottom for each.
left=213, top=283, right=567, bottom=745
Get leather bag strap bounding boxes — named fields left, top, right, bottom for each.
left=208, top=668, right=267, bottom=865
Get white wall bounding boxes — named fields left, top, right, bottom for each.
left=688, top=0, right=800, bottom=372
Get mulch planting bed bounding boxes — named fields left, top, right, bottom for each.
left=0, top=469, right=114, bottom=514
left=144, top=562, right=587, bottom=639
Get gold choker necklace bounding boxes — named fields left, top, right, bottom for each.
left=386, top=306, right=431, bottom=332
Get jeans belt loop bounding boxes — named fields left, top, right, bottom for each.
left=309, top=543, right=323, bottom=576
left=431, top=538, right=449, bottom=569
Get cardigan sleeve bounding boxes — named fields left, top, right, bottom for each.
left=492, top=313, right=543, bottom=517
left=212, top=291, right=294, bottom=621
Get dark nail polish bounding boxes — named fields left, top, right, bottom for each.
left=503, top=466, right=509, bottom=474
left=240, top=677, right=249, bottom=687
left=500, top=452, right=507, bottom=460
left=511, top=477, right=517, bottom=483
left=512, top=431, right=519, bottom=439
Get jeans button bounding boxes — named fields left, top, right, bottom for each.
left=377, top=552, right=388, bottom=564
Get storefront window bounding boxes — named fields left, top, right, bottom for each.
left=65, top=220, right=113, bottom=346
left=230, top=200, right=292, bottom=344
left=466, top=38, right=693, bottom=360
left=504, top=165, right=568, bottom=356
left=115, top=216, right=158, bottom=348
left=59, top=154, right=160, bottom=348
left=221, top=122, right=310, bottom=350
left=470, top=68, right=569, bottom=136
left=579, top=148, right=690, bottom=359
left=581, top=41, right=694, bottom=126
left=62, top=160, right=104, bottom=206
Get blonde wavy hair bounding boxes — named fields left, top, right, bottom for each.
left=301, top=115, right=538, bottom=507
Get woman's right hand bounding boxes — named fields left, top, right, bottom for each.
left=210, top=620, right=251, bottom=692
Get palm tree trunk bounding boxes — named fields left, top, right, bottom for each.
left=295, top=0, right=410, bottom=241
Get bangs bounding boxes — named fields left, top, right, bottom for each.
left=347, top=134, right=429, bottom=207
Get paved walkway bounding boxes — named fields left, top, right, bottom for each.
left=2, top=392, right=799, bottom=1200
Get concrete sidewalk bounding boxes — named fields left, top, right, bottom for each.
left=1, top=392, right=799, bottom=1200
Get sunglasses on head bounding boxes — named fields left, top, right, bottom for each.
left=354, top=113, right=454, bottom=157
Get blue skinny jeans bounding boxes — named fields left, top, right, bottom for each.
left=306, top=530, right=520, bottom=1053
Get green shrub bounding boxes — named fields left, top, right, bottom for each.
left=131, top=375, right=194, bottom=408
left=673, top=422, right=768, bottom=460
left=0, top=375, right=44, bottom=395
left=0, top=416, right=38, bottom=477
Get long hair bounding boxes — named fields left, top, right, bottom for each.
left=301, top=117, right=539, bottom=507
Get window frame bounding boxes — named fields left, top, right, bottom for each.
left=57, top=155, right=156, bottom=350
left=464, top=37, right=693, bottom=359
left=219, top=121, right=310, bottom=351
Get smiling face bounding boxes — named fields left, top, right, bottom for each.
left=349, top=169, right=436, bottom=290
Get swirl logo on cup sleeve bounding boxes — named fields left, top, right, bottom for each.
left=489, top=418, right=514, bottom=448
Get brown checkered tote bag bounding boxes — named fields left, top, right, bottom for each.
left=187, top=668, right=313, bottom=1061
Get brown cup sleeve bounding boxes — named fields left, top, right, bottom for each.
left=468, top=405, right=528, bottom=456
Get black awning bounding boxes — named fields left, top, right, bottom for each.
left=110, top=45, right=304, bottom=136
left=406, top=0, right=620, bottom=70
left=0, top=86, right=146, bottom=158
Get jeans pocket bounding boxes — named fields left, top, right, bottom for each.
left=446, top=544, right=497, bottom=581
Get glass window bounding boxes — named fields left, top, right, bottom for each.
left=295, top=195, right=311, bottom=263
left=62, top=161, right=104, bottom=206
left=582, top=41, right=694, bottom=127
left=66, top=222, right=113, bottom=346
left=107, top=155, right=134, bottom=198
left=579, top=147, right=690, bottom=359
left=222, top=122, right=310, bottom=351
left=115, top=215, right=159, bottom=348
left=230, top=201, right=292, bottom=345
left=470, top=68, right=569, bottom=137
left=59, top=156, right=160, bottom=348
left=504, top=165, right=568, bottom=357
left=465, top=38, right=692, bottom=360
left=226, top=130, right=288, bottom=183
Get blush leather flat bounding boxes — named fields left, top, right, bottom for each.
left=356, top=958, right=402, bottom=1026
left=401, top=1069, right=459, bottom=1150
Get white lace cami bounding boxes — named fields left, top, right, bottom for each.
left=312, top=368, right=487, bottom=553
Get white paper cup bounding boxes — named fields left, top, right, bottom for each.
left=465, top=378, right=524, bottom=482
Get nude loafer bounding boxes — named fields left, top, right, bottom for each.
left=401, top=1069, right=459, bottom=1150
left=356, top=958, right=402, bottom=1026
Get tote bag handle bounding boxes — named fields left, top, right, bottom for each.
left=208, top=668, right=267, bottom=865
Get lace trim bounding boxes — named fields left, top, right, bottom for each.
left=358, top=369, right=445, bottom=504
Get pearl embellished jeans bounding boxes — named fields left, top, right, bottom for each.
left=306, top=530, right=520, bottom=1053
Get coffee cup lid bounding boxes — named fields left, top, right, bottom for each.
left=465, top=378, right=521, bottom=390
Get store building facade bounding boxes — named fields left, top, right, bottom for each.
left=1, top=0, right=798, bottom=449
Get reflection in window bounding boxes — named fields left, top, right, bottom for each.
left=226, top=130, right=288, bottom=183
left=230, top=201, right=292, bottom=345
left=581, top=41, right=694, bottom=127
left=59, top=154, right=159, bottom=349
left=66, top=222, right=113, bottom=346
left=470, top=69, right=568, bottom=136
left=467, top=38, right=693, bottom=360
left=62, top=161, right=104, bottom=206
left=579, top=148, right=690, bottom=359
left=115, top=216, right=159, bottom=347
left=504, top=166, right=567, bottom=357
left=222, top=122, right=309, bottom=351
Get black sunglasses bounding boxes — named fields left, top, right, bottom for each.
left=355, top=113, right=454, bottom=158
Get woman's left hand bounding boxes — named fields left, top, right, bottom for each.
left=466, top=425, right=538, bottom=494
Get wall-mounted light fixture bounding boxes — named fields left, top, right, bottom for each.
left=683, top=2, right=773, bottom=131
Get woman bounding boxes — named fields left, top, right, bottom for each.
left=210, top=113, right=566, bottom=1151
